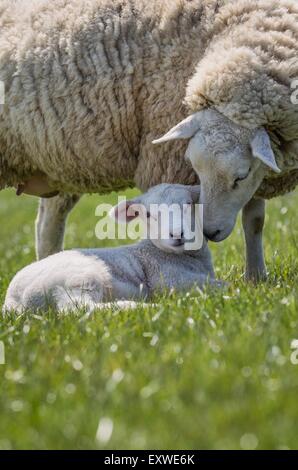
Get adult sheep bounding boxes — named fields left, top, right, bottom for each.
left=0, top=0, right=297, bottom=281
left=153, top=0, right=298, bottom=280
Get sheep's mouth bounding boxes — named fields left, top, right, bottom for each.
left=168, top=240, right=186, bottom=252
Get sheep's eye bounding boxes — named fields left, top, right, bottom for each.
left=146, top=212, right=150, bottom=218
left=232, top=168, right=251, bottom=189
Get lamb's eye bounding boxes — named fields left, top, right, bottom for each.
left=232, top=168, right=251, bottom=189
left=146, top=212, right=150, bottom=218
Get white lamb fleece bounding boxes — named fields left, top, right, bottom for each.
left=3, top=184, right=221, bottom=314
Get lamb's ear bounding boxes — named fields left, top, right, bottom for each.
left=152, top=112, right=203, bottom=144
left=109, top=198, right=145, bottom=223
left=250, top=128, right=281, bottom=173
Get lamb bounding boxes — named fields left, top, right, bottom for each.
left=0, top=0, right=297, bottom=281
left=3, top=184, right=220, bottom=314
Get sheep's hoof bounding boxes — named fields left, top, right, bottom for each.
left=245, top=269, right=268, bottom=283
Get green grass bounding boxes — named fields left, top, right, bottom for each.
left=0, top=188, right=298, bottom=450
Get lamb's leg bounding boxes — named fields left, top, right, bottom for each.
left=35, top=193, right=81, bottom=260
left=242, top=197, right=267, bottom=282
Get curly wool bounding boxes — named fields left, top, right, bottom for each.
left=0, top=0, right=297, bottom=200
left=185, top=0, right=298, bottom=199
left=0, top=0, right=215, bottom=193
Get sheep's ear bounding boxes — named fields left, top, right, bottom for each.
left=109, top=199, right=145, bottom=223
left=152, top=112, right=203, bottom=144
left=250, top=128, right=281, bottom=173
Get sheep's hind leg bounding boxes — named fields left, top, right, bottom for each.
left=242, top=197, right=267, bottom=282
left=35, top=193, right=81, bottom=260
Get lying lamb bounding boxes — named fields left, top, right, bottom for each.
left=3, top=184, right=220, bottom=314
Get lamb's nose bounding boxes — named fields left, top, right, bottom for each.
left=170, top=231, right=184, bottom=239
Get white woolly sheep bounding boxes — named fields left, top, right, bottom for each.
left=0, top=0, right=298, bottom=282
left=153, top=0, right=298, bottom=280
left=3, top=184, right=221, bottom=313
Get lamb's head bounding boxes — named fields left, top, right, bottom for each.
left=153, top=109, right=280, bottom=242
left=110, top=184, right=203, bottom=254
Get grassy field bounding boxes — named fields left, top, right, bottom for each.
left=0, top=188, right=298, bottom=450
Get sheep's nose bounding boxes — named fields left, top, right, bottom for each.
left=204, top=229, right=221, bottom=241
left=170, top=231, right=184, bottom=239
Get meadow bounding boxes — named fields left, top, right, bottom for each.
left=0, top=188, right=298, bottom=449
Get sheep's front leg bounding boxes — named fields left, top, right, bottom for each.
left=35, top=193, right=81, bottom=260
left=242, top=197, right=267, bottom=282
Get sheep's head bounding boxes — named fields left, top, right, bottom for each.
left=110, top=184, right=203, bottom=253
left=153, top=109, right=280, bottom=242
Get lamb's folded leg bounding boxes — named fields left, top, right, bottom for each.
left=35, top=193, right=81, bottom=260
left=242, top=197, right=267, bottom=282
